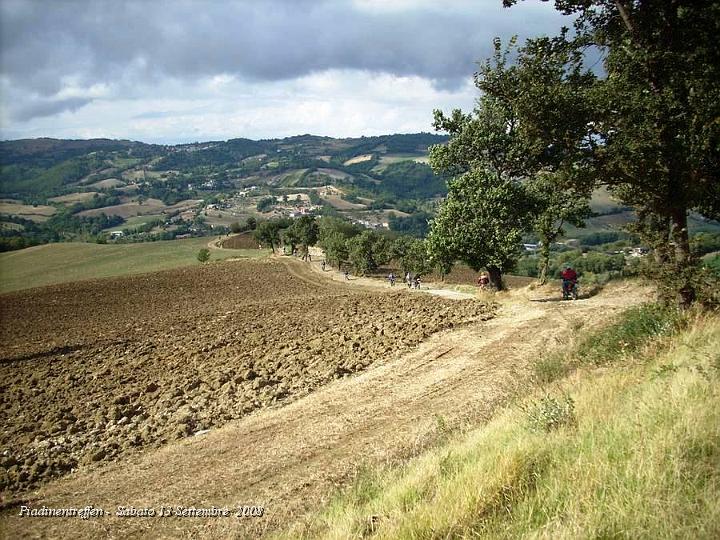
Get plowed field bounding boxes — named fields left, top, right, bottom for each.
left=0, top=259, right=492, bottom=497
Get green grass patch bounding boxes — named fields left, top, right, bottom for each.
left=0, top=238, right=269, bottom=293
left=574, top=303, right=683, bottom=365
left=533, top=302, right=684, bottom=384
left=276, top=309, right=720, bottom=540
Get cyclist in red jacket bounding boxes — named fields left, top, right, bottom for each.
left=561, top=265, right=578, bottom=299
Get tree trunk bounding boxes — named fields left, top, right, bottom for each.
left=487, top=265, right=504, bottom=291
left=670, top=208, right=695, bottom=308
left=538, top=241, right=551, bottom=285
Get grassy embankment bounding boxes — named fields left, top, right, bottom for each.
left=0, top=237, right=269, bottom=293
left=279, top=303, right=720, bottom=539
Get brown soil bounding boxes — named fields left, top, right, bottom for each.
left=0, top=260, right=491, bottom=498
left=220, top=232, right=261, bottom=250
left=0, top=257, right=653, bottom=539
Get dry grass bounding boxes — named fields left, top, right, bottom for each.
left=343, top=154, right=374, bottom=166
left=0, top=202, right=56, bottom=222
left=48, top=192, right=100, bottom=205
left=321, top=195, right=366, bottom=210
left=77, top=198, right=166, bottom=218
left=276, top=310, right=720, bottom=539
left=86, top=177, right=126, bottom=189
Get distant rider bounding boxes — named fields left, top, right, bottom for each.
left=561, top=265, right=578, bottom=298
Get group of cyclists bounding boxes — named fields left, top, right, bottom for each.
left=386, top=272, right=422, bottom=289
left=320, top=258, right=580, bottom=300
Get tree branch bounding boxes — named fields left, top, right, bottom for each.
left=614, top=1, right=634, bottom=34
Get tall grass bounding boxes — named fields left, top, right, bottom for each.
left=533, top=303, right=684, bottom=383
left=276, top=310, right=720, bottom=539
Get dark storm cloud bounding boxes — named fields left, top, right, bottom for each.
left=0, top=0, right=565, bottom=107
left=12, top=97, right=94, bottom=122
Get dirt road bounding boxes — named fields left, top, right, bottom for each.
left=0, top=262, right=653, bottom=539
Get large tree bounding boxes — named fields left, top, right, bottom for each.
left=347, top=231, right=390, bottom=276
left=428, top=168, right=532, bottom=289
left=428, top=36, right=594, bottom=289
left=503, top=0, right=720, bottom=305
left=287, top=215, right=319, bottom=260
left=253, top=220, right=281, bottom=253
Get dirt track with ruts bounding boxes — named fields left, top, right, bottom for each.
left=0, top=257, right=654, bottom=539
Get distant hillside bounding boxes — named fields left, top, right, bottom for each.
left=0, top=132, right=448, bottom=199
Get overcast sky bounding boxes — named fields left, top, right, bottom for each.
left=0, top=0, right=568, bottom=144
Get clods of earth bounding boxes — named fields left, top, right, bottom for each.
left=0, top=259, right=493, bottom=496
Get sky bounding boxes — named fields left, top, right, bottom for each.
left=0, top=0, right=569, bottom=144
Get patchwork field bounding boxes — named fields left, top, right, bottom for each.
left=48, top=192, right=100, bottom=205
left=0, top=259, right=493, bottom=498
left=77, top=197, right=166, bottom=218
left=0, top=202, right=56, bottom=222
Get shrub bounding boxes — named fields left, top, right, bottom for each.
left=532, top=355, right=569, bottom=384
left=526, top=394, right=576, bottom=433
left=256, top=196, right=275, bottom=213
left=576, top=303, right=682, bottom=365
left=197, top=248, right=210, bottom=263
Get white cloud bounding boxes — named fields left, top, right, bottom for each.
left=0, top=0, right=566, bottom=143
left=0, top=69, right=477, bottom=143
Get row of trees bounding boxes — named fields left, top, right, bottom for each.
left=317, top=217, right=433, bottom=276
left=426, top=0, right=719, bottom=306
left=250, top=215, right=435, bottom=277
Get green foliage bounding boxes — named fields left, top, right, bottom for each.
left=376, top=161, right=446, bottom=199
left=391, top=236, right=432, bottom=275
left=500, top=0, right=720, bottom=306
left=246, top=216, right=257, bottom=230
left=256, top=196, right=275, bottom=213
left=333, top=133, right=446, bottom=162
left=705, top=254, right=720, bottom=276
left=532, top=355, right=570, bottom=385
left=427, top=168, right=532, bottom=287
left=577, top=230, right=635, bottom=247
left=253, top=220, right=282, bottom=253
left=347, top=230, right=390, bottom=275
left=525, top=394, right=576, bottom=433
left=317, top=216, right=362, bottom=269
left=526, top=173, right=592, bottom=282
left=387, top=211, right=432, bottom=238
left=154, top=138, right=268, bottom=170
left=318, top=216, right=362, bottom=244
left=321, top=231, right=350, bottom=270
left=196, top=248, right=210, bottom=263
left=0, top=154, right=106, bottom=197
left=230, top=222, right=243, bottom=234
left=282, top=225, right=300, bottom=253
left=576, top=304, right=683, bottom=366
left=692, top=232, right=720, bottom=257
left=0, top=210, right=124, bottom=249
left=291, top=215, right=319, bottom=257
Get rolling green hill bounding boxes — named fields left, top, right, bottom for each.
left=0, top=238, right=268, bottom=293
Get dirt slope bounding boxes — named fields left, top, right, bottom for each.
left=0, top=263, right=653, bottom=539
